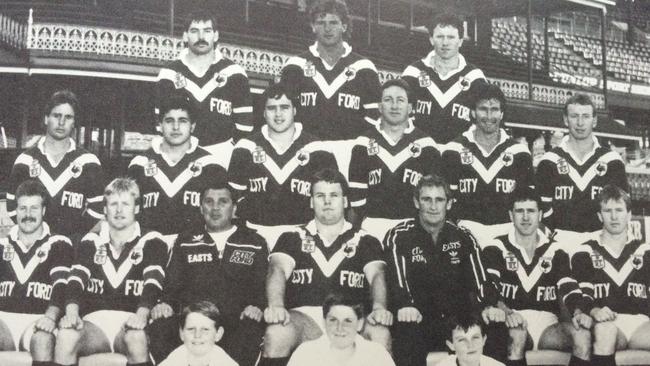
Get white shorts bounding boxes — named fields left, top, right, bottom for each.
left=0, top=311, right=42, bottom=351
left=292, top=306, right=326, bottom=334
left=518, top=309, right=558, bottom=350
left=83, top=310, right=134, bottom=351
left=457, top=220, right=513, bottom=249
left=362, top=217, right=408, bottom=245
left=613, top=313, right=650, bottom=342
left=247, top=223, right=299, bottom=252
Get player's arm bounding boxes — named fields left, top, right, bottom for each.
left=535, top=155, right=556, bottom=225
left=279, top=58, right=304, bottom=97
left=60, top=239, right=95, bottom=330
left=607, top=156, right=629, bottom=192
left=241, top=236, right=269, bottom=322
left=152, top=238, right=183, bottom=321
left=347, top=140, right=368, bottom=227
left=384, top=229, right=420, bottom=322
left=4, top=153, right=31, bottom=220
left=83, top=155, right=107, bottom=225
left=513, top=145, right=534, bottom=189
left=439, top=144, right=461, bottom=202
left=264, top=232, right=296, bottom=325
left=569, top=250, right=606, bottom=323
left=360, top=236, right=392, bottom=326
left=359, top=64, right=381, bottom=125
left=229, top=70, right=254, bottom=140
left=227, top=142, right=252, bottom=204
left=135, top=235, right=170, bottom=322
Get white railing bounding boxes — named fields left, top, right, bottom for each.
left=0, top=13, right=27, bottom=49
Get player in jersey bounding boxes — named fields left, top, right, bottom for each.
left=53, top=178, right=168, bottom=366
left=571, top=185, right=650, bottom=366
left=402, top=13, right=488, bottom=144
left=228, top=82, right=337, bottom=250
left=482, top=187, right=592, bottom=366
left=442, top=83, right=533, bottom=245
left=385, top=174, right=505, bottom=366
left=348, top=78, right=441, bottom=242
left=0, top=180, right=73, bottom=366
left=536, top=94, right=628, bottom=242
left=157, top=9, right=253, bottom=153
left=128, top=95, right=229, bottom=243
left=259, top=168, right=392, bottom=366
left=436, top=313, right=505, bottom=366
left=5, top=90, right=105, bottom=241
left=147, top=181, right=268, bottom=366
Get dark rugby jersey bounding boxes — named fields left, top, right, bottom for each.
left=271, top=221, right=384, bottom=309
left=536, top=136, right=628, bottom=232
left=228, top=125, right=337, bottom=226
left=66, top=222, right=169, bottom=315
left=280, top=42, right=381, bottom=140
left=128, top=137, right=228, bottom=235
left=348, top=123, right=441, bottom=219
left=442, top=127, right=533, bottom=225
left=402, top=52, right=487, bottom=144
left=5, top=138, right=105, bottom=238
left=0, top=223, right=72, bottom=313
left=157, top=49, right=253, bottom=145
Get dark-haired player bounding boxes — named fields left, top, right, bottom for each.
left=402, top=13, right=488, bottom=144
left=5, top=90, right=105, bottom=240
left=571, top=185, right=650, bottom=366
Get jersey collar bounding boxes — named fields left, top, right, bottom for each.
left=151, top=135, right=199, bottom=166
left=304, top=219, right=353, bottom=237
left=558, top=134, right=601, bottom=164
left=309, top=42, right=352, bottom=69
left=422, top=51, right=467, bottom=81
left=37, top=136, right=77, bottom=167
left=593, top=231, right=636, bottom=257
left=261, top=123, right=303, bottom=155
left=376, top=119, right=415, bottom=146
left=8, top=222, right=51, bottom=252
left=97, top=220, right=142, bottom=246
left=506, top=228, right=550, bottom=265
left=462, top=125, right=510, bottom=157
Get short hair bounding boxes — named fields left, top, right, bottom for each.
left=15, top=179, right=48, bottom=207
left=201, top=180, right=237, bottom=204
left=598, top=184, right=631, bottom=212
left=563, top=93, right=596, bottom=116
left=310, top=168, right=349, bottom=197
left=381, top=78, right=411, bottom=103
left=322, top=292, right=364, bottom=319
left=428, top=13, right=464, bottom=38
left=104, top=177, right=140, bottom=206
left=180, top=301, right=222, bottom=329
left=309, top=0, right=350, bottom=28
left=413, top=174, right=452, bottom=201
left=261, top=82, right=299, bottom=109
left=159, top=95, right=196, bottom=124
left=509, top=186, right=541, bottom=211
left=184, top=10, right=218, bottom=31
left=445, top=312, right=485, bottom=341
left=472, top=83, right=507, bottom=113
left=43, top=90, right=80, bottom=119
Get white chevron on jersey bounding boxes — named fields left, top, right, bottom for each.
left=355, top=136, right=437, bottom=173
left=285, top=57, right=377, bottom=99
left=0, top=235, right=71, bottom=284
left=540, top=151, right=622, bottom=191
left=403, top=66, right=484, bottom=109
left=14, top=153, right=100, bottom=198
left=158, top=64, right=246, bottom=103
left=574, top=243, right=650, bottom=287
left=445, top=142, right=529, bottom=184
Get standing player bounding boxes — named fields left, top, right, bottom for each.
left=228, top=83, right=337, bottom=250
left=442, top=84, right=533, bottom=244
left=5, top=90, right=105, bottom=240
left=402, top=13, right=488, bottom=144
left=157, top=10, right=253, bottom=154
left=482, top=187, right=592, bottom=366
left=259, top=168, right=392, bottom=366
left=348, top=78, right=440, bottom=242
left=571, top=185, right=650, bottom=366
left=128, top=96, right=228, bottom=242
left=536, top=94, right=628, bottom=238
left=0, top=180, right=73, bottom=366
left=53, top=178, right=169, bottom=366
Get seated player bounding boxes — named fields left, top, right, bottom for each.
left=53, top=178, right=169, bottom=366
left=287, top=292, right=395, bottom=366
left=436, top=313, right=504, bottom=366
left=571, top=185, right=650, bottom=366
left=228, top=82, right=337, bottom=250
left=128, top=95, right=229, bottom=243
left=159, top=301, right=237, bottom=366
left=259, top=168, right=392, bottom=366
left=148, top=181, right=267, bottom=366
left=348, top=78, right=440, bottom=242
left=0, top=180, right=73, bottom=366
left=482, top=187, right=592, bottom=366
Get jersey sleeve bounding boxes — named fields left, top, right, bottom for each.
left=513, top=148, right=534, bottom=190
left=359, top=235, right=384, bottom=268
left=161, top=237, right=184, bottom=311
left=481, top=244, right=505, bottom=286
left=82, top=156, right=106, bottom=224
left=358, top=66, right=381, bottom=125
left=460, top=229, right=499, bottom=307
left=48, top=236, right=75, bottom=309
left=348, top=141, right=368, bottom=209
left=228, top=70, right=254, bottom=139
left=249, top=234, right=270, bottom=309
left=440, top=144, right=462, bottom=198
left=569, top=249, right=595, bottom=313
left=554, top=250, right=583, bottom=314
left=421, top=143, right=442, bottom=177
left=4, top=153, right=31, bottom=218
left=66, top=238, right=97, bottom=309
left=279, top=61, right=304, bottom=97
left=607, top=158, right=629, bottom=193
left=535, top=155, right=557, bottom=225
left=383, top=228, right=415, bottom=309
left=227, top=143, right=252, bottom=198
left=139, top=236, right=170, bottom=309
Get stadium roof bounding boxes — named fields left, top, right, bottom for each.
left=424, top=0, right=616, bottom=17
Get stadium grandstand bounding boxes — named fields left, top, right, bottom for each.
left=0, top=0, right=649, bottom=365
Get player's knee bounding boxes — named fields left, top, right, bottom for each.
left=593, top=321, right=617, bottom=353
left=570, top=327, right=591, bottom=359
left=123, top=329, right=148, bottom=355
left=30, top=330, right=55, bottom=353
left=263, top=323, right=297, bottom=356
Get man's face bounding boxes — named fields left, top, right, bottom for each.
left=564, top=103, right=596, bottom=141
left=312, top=13, right=347, bottom=48
left=510, top=200, right=541, bottom=237
left=311, top=181, right=347, bottom=226
left=184, top=20, right=218, bottom=56
left=180, top=312, right=223, bottom=358
left=160, top=109, right=194, bottom=147
left=264, top=95, right=296, bottom=135
left=598, top=198, right=630, bottom=236
left=45, top=103, right=75, bottom=141
left=104, top=192, right=138, bottom=231
left=430, top=25, right=463, bottom=61
left=414, top=185, right=451, bottom=228
left=473, top=99, right=503, bottom=135
left=324, top=305, right=362, bottom=350
left=201, top=188, right=235, bottom=232
left=379, top=85, right=411, bottom=127
left=16, top=195, right=45, bottom=236
left=446, top=325, right=486, bottom=365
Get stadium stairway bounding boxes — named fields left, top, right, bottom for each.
left=427, top=350, right=650, bottom=365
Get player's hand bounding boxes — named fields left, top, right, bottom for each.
left=481, top=306, right=506, bottom=324
left=151, top=302, right=174, bottom=320
left=125, top=312, right=148, bottom=330
left=34, top=316, right=57, bottom=333
left=505, top=311, right=526, bottom=329
left=590, top=306, right=616, bottom=322
left=59, top=314, right=83, bottom=330
left=264, top=306, right=290, bottom=325
left=368, top=308, right=393, bottom=326
left=397, top=307, right=423, bottom=323
left=241, top=305, right=263, bottom=322
left=572, top=312, right=593, bottom=330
